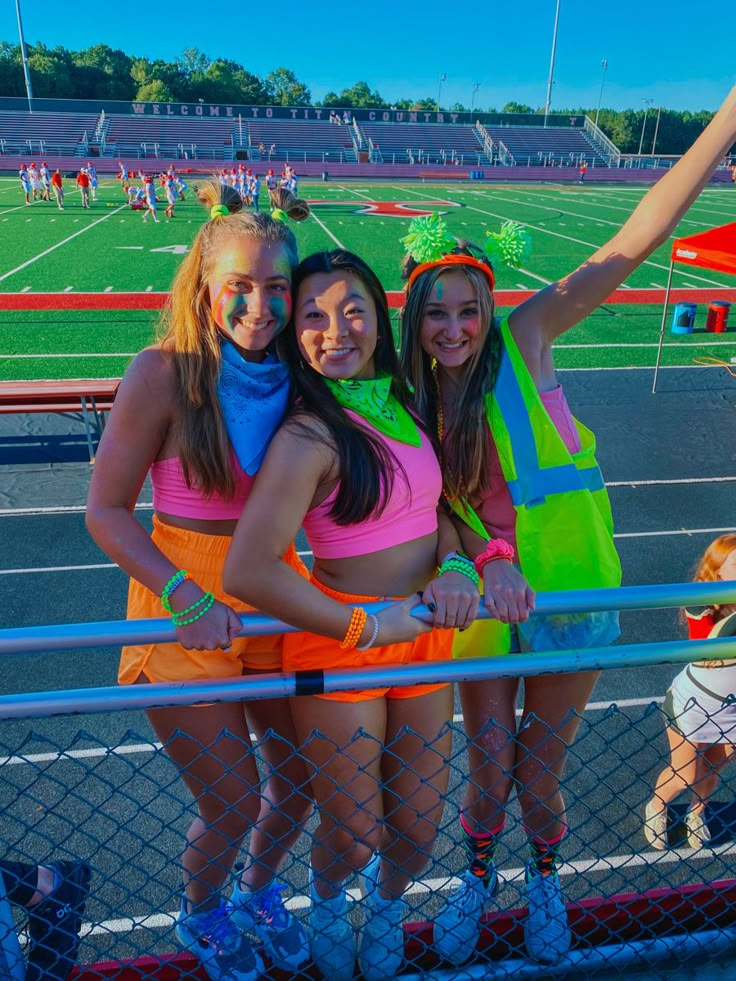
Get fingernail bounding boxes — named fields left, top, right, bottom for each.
left=428, top=602, right=437, bottom=613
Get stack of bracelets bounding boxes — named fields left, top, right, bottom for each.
left=473, top=537, right=515, bottom=574
left=439, top=551, right=480, bottom=588
left=340, top=606, right=381, bottom=651
left=161, top=570, right=216, bottom=628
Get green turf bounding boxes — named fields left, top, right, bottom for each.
left=1, top=177, right=734, bottom=380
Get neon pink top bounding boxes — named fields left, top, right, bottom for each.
left=150, top=454, right=253, bottom=520
left=303, top=410, right=442, bottom=560
left=472, top=384, right=581, bottom=557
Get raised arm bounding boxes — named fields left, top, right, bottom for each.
left=513, top=85, right=736, bottom=345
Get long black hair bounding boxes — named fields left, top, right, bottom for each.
left=279, top=249, right=415, bottom=525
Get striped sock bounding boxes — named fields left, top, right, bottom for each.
left=525, top=827, right=566, bottom=876
left=460, top=813, right=504, bottom=888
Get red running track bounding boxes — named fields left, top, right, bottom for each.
left=2, top=288, right=736, bottom=312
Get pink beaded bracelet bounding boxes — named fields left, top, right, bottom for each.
left=474, top=538, right=515, bottom=575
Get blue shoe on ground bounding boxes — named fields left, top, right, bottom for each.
left=309, top=874, right=356, bottom=981
left=524, top=862, right=571, bottom=964
left=358, top=853, right=407, bottom=981
left=0, top=871, right=24, bottom=981
left=433, top=867, right=499, bottom=966
left=26, top=861, right=91, bottom=981
left=230, top=879, right=309, bottom=972
left=176, top=895, right=264, bottom=981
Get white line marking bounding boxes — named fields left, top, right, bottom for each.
left=555, top=341, right=732, bottom=349
left=310, top=211, right=344, bottom=248
left=0, top=563, right=116, bottom=576
left=607, top=476, right=736, bottom=488
left=0, top=699, right=665, bottom=768
left=1, top=354, right=135, bottom=360
left=0, top=204, right=128, bottom=284
left=71, top=840, right=736, bottom=937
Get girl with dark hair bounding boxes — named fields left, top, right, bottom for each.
left=224, top=249, right=480, bottom=981
left=86, top=181, right=313, bottom=981
left=399, top=86, right=736, bottom=967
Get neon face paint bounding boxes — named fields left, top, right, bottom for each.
left=435, top=280, right=443, bottom=300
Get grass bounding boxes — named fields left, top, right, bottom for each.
left=0, top=176, right=734, bottom=380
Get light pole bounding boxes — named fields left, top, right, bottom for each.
left=470, top=82, right=480, bottom=115
left=651, top=105, right=662, bottom=155
left=15, top=0, right=33, bottom=113
left=638, top=98, right=654, bottom=155
left=594, top=59, right=608, bottom=128
left=543, top=0, right=562, bottom=127
left=437, top=73, right=447, bottom=112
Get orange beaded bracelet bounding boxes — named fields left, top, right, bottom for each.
left=340, top=607, right=368, bottom=649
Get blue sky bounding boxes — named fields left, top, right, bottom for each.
left=2, top=0, right=734, bottom=112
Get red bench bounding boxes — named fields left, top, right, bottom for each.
left=0, top=379, right=119, bottom=462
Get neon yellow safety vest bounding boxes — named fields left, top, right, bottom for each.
left=453, top=317, right=622, bottom=657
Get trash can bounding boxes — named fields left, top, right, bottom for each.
left=322, top=171, right=329, bottom=182
left=705, top=301, right=730, bottom=333
left=671, top=301, right=697, bottom=334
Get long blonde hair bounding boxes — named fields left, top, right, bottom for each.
left=693, top=534, right=736, bottom=620
left=399, top=257, right=499, bottom=501
left=158, top=180, right=309, bottom=495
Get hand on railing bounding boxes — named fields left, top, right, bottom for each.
left=482, top=561, right=535, bottom=624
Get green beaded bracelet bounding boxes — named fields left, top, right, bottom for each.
left=439, top=558, right=480, bottom=588
left=161, top=569, right=190, bottom=613
left=172, top=592, right=215, bottom=627
left=169, top=591, right=213, bottom=619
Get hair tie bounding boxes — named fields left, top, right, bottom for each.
left=271, top=208, right=288, bottom=223
left=210, top=204, right=229, bottom=220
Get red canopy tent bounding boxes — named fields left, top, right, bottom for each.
left=653, top=222, right=736, bottom=391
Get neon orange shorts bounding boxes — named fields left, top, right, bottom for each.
left=282, top=578, right=452, bottom=702
left=120, top=516, right=308, bottom=684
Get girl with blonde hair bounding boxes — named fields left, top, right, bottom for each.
left=87, top=181, right=312, bottom=981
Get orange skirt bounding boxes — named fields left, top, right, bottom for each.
left=120, top=516, right=307, bottom=684
left=282, top=577, right=452, bottom=702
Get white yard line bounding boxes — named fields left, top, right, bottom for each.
left=0, top=204, right=128, bottom=284
left=310, top=210, right=345, bottom=248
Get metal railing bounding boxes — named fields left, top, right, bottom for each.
left=2, top=580, right=736, bottom=979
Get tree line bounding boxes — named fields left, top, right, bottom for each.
left=0, top=42, right=727, bottom=155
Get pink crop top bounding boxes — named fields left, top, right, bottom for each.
left=302, top=411, right=442, bottom=560
left=150, top=453, right=254, bottom=521
left=472, top=384, right=581, bottom=557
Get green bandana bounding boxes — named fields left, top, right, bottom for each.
left=325, top=374, right=421, bottom=446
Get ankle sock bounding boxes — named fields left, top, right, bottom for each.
left=460, top=813, right=504, bottom=887
left=525, top=826, right=566, bottom=876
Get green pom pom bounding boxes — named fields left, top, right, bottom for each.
left=484, top=220, right=531, bottom=270
left=402, top=212, right=456, bottom=264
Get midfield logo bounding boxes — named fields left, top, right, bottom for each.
left=307, top=200, right=461, bottom=218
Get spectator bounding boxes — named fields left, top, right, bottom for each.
left=579, top=161, right=587, bottom=183
left=645, top=535, right=736, bottom=850
left=86, top=181, right=313, bottom=981
left=223, top=249, right=477, bottom=981
left=0, top=860, right=90, bottom=981
left=399, top=83, right=736, bottom=967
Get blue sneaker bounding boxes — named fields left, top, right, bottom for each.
left=309, top=876, right=355, bottom=981
left=434, top=867, right=498, bottom=966
left=26, top=861, right=91, bottom=981
left=0, top=872, right=24, bottom=981
left=176, top=896, right=264, bottom=981
left=358, top=853, right=406, bottom=981
left=230, top=879, right=309, bottom=972
left=524, top=862, right=571, bottom=964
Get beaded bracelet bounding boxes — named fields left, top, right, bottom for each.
left=161, top=569, right=192, bottom=613
left=340, top=607, right=368, bottom=650
left=439, top=557, right=480, bottom=588
left=170, top=591, right=213, bottom=619
left=172, top=592, right=215, bottom=627
left=474, top=538, right=515, bottom=576
left=355, top=613, right=380, bottom=652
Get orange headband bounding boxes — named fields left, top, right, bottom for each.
left=406, top=253, right=495, bottom=292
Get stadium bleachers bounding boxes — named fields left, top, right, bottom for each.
left=360, top=123, right=489, bottom=165
left=104, top=115, right=240, bottom=161
left=0, top=110, right=99, bottom=157
left=487, top=125, right=609, bottom=166
left=247, top=119, right=358, bottom=163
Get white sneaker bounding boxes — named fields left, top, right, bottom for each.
left=685, top=809, right=712, bottom=849
left=644, top=799, right=668, bottom=850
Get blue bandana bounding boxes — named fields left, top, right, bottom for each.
left=217, top=339, right=290, bottom=476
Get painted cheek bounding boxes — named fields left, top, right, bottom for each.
left=269, top=294, right=291, bottom=334
left=212, top=285, right=246, bottom=332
